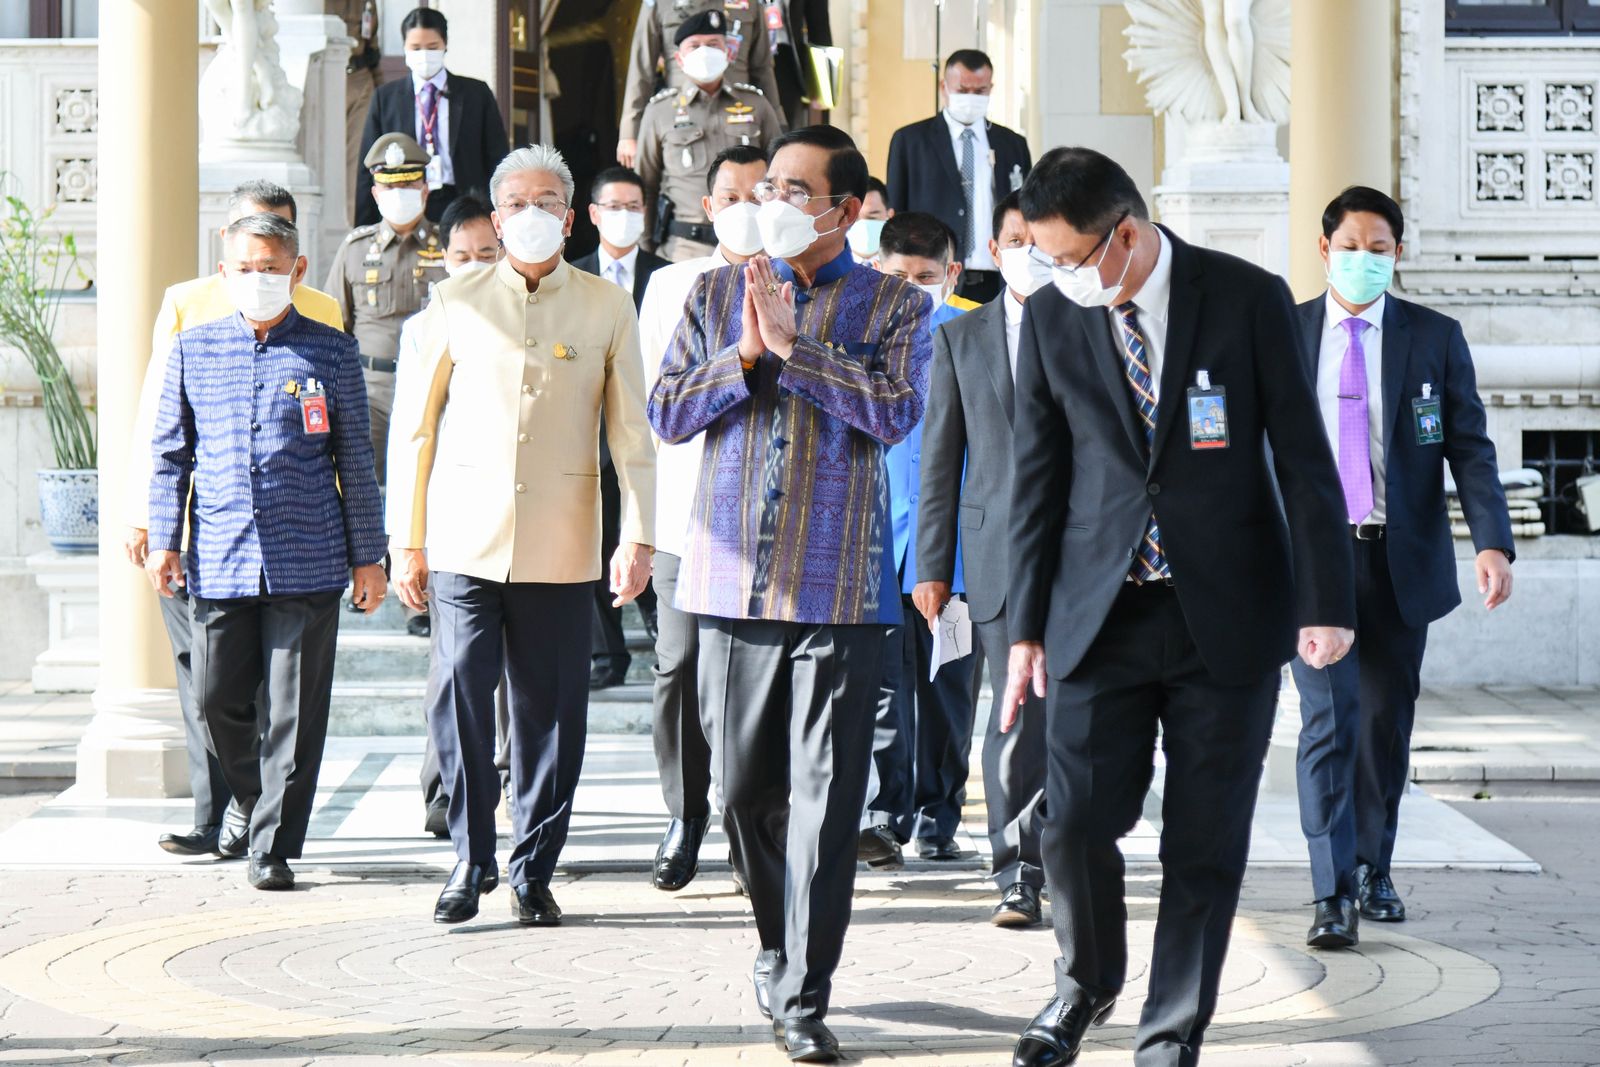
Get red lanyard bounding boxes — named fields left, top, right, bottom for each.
left=417, top=84, right=441, bottom=153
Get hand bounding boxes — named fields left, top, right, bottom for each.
left=1298, top=626, right=1354, bottom=670
left=350, top=563, right=388, bottom=615
left=911, top=580, right=952, bottom=631
left=737, top=278, right=764, bottom=364
left=616, top=138, right=638, bottom=168
left=1476, top=549, right=1513, bottom=610
left=124, top=526, right=149, bottom=568
left=392, top=548, right=430, bottom=614
left=610, top=542, right=653, bottom=607
left=1000, top=641, right=1047, bottom=734
left=745, top=257, right=797, bottom=360
left=145, top=550, right=184, bottom=598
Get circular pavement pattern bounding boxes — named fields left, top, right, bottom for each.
left=0, top=873, right=1498, bottom=1066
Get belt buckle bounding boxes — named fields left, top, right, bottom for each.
left=1352, top=524, right=1381, bottom=541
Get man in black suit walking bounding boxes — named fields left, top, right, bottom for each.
left=571, top=166, right=670, bottom=691
left=355, top=7, right=510, bottom=227
left=1291, top=186, right=1513, bottom=950
left=1003, top=147, right=1356, bottom=1067
left=885, top=49, right=1032, bottom=305
left=768, top=0, right=834, bottom=128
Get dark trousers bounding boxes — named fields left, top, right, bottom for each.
left=591, top=460, right=657, bottom=671
left=420, top=675, right=511, bottom=807
left=1043, top=584, right=1277, bottom=1067
left=427, top=571, right=591, bottom=886
left=976, top=611, right=1047, bottom=889
left=956, top=268, right=1003, bottom=305
left=651, top=552, right=712, bottom=821
left=864, top=594, right=977, bottom=842
left=1290, top=538, right=1428, bottom=892
left=190, top=589, right=342, bottom=858
left=158, top=587, right=231, bottom=827
left=698, top=616, right=883, bottom=1021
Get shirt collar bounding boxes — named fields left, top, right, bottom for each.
left=376, top=218, right=433, bottom=250
left=495, top=254, right=571, bottom=295
left=232, top=303, right=302, bottom=341
left=598, top=245, right=640, bottom=277
left=1004, top=289, right=1026, bottom=326
left=770, top=243, right=858, bottom=301
left=942, top=108, right=986, bottom=141
left=412, top=68, right=448, bottom=93
left=1323, top=290, right=1386, bottom=332
left=1126, top=227, right=1172, bottom=322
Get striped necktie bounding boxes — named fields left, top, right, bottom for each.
left=1115, top=302, right=1170, bottom=584
left=958, top=127, right=976, bottom=262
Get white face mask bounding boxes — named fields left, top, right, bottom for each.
left=499, top=205, right=566, bottom=263
left=1052, top=231, right=1133, bottom=308
left=998, top=245, right=1051, bottom=298
left=597, top=209, right=646, bottom=250
left=847, top=218, right=886, bottom=260
left=917, top=281, right=948, bottom=306
left=712, top=201, right=764, bottom=257
left=375, top=187, right=425, bottom=227
left=445, top=258, right=494, bottom=278
left=405, top=48, right=446, bottom=80
left=756, top=198, right=840, bottom=260
left=226, top=270, right=295, bottom=322
left=680, top=44, right=729, bottom=85
left=946, top=92, right=990, bottom=126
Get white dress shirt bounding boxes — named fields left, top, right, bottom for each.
left=942, top=108, right=997, bottom=272
left=413, top=68, right=453, bottom=187
left=636, top=248, right=731, bottom=557
left=1317, top=291, right=1388, bottom=524
left=597, top=245, right=640, bottom=294
left=1107, top=227, right=1172, bottom=400
left=1003, top=287, right=1025, bottom=382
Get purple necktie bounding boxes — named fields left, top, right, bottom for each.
left=1338, top=317, right=1374, bottom=523
left=419, top=82, right=439, bottom=152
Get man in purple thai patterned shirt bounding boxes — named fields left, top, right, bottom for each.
left=649, top=126, right=931, bottom=1064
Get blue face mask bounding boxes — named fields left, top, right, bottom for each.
left=1327, top=249, right=1394, bottom=306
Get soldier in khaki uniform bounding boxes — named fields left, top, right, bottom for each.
left=618, top=0, right=783, bottom=168
left=330, top=0, right=382, bottom=225
left=325, top=133, right=448, bottom=489
left=637, top=12, right=784, bottom=262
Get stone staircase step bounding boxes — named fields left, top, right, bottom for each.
left=328, top=680, right=654, bottom=736
left=335, top=630, right=656, bottom=684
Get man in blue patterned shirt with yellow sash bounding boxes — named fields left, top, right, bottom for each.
left=650, top=126, right=931, bottom=1064
left=147, top=213, right=388, bottom=893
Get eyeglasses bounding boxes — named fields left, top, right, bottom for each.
left=594, top=200, right=645, bottom=213
left=753, top=181, right=849, bottom=210
left=1046, top=211, right=1129, bottom=278
left=496, top=196, right=569, bottom=218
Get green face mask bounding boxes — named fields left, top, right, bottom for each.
left=1327, top=249, right=1394, bottom=306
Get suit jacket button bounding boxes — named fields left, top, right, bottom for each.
left=1147, top=483, right=1161, bottom=496
left=522, top=384, right=533, bottom=394
left=515, top=483, right=527, bottom=493
left=518, top=433, right=529, bottom=443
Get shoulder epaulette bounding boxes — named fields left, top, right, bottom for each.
left=342, top=223, right=380, bottom=243
left=649, top=86, right=677, bottom=103
left=733, top=82, right=764, bottom=96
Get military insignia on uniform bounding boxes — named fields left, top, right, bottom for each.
left=708, top=10, right=723, bottom=29
left=384, top=141, right=406, bottom=169
left=734, top=82, right=764, bottom=96
left=726, top=102, right=756, bottom=125
left=651, top=86, right=676, bottom=103
left=726, top=0, right=750, bottom=11
left=417, top=247, right=444, bottom=262
left=365, top=268, right=380, bottom=284
left=284, top=380, right=301, bottom=398
left=553, top=343, right=576, bottom=361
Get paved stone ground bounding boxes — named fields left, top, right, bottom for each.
left=0, top=784, right=1596, bottom=1067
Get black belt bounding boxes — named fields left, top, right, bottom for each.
left=668, top=220, right=714, bottom=243
left=1352, top=523, right=1386, bottom=541
left=360, top=355, right=397, bottom=374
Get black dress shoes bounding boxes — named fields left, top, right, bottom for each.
left=1356, top=863, right=1406, bottom=922
left=406, top=614, right=431, bottom=638
left=423, top=795, right=449, bottom=838
left=652, top=817, right=709, bottom=891
left=1306, top=895, right=1359, bottom=948
left=917, top=835, right=965, bottom=860
left=588, top=659, right=629, bottom=690
left=247, top=852, right=294, bottom=891
left=217, top=800, right=252, bottom=858
left=857, top=825, right=904, bottom=871
left=511, top=879, right=563, bottom=925
left=1012, top=994, right=1116, bottom=1067
left=434, top=861, right=499, bottom=923
left=992, top=882, right=1044, bottom=928
left=773, top=1017, right=840, bottom=1063
left=158, top=824, right=220, bottom=857
left=752, top=948, right=781, bottom=1019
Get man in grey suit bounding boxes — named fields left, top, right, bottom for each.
left=913, top=192, right=1055, bottom=926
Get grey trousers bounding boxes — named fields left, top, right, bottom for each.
left=976, top=612, right=1047, bottom=889
left=651, top=552, right=711, bottom=821
left=697, top=616, right=883, bottom=1022
left=362, top=364, right=394, bottom=486
left=157, top=587, right=231, bottom=826
left=190, top=589, right=342, bottom=858
left=427, top=572, right=591, bottom=886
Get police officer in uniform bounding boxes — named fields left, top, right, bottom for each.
left=636, top=12, right=784, bottom=262
left=326, top=133, right=448, bottom=493
left=330, top=0, right=382, bottom=225
left=618, top=0, right=783, bottom=168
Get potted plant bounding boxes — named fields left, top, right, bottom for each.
left=0, top=177, right=96, bottom=552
